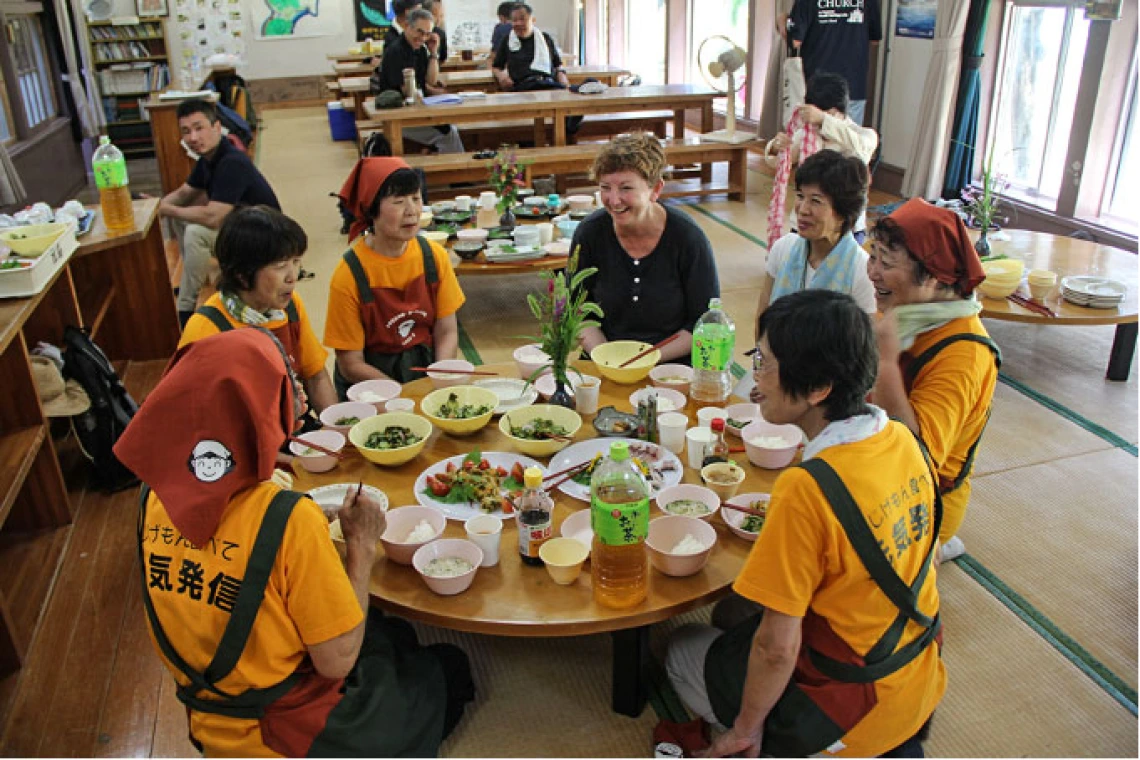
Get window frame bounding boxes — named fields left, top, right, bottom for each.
left=0, top=1, right=66, bottom=146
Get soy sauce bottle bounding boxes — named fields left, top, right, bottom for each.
left=516, top=466, right=553, bottom=566
left=702, top=417, right=730, bottom=467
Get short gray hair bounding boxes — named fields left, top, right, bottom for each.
left=408, top=8, right=434, bottom=26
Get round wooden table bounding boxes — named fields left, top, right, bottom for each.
left=974, top=230, right=1138, bottom=380
left=294, top=360, right=781, bottom=715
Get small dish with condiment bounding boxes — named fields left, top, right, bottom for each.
left=592, top=406, right=640, bottom=437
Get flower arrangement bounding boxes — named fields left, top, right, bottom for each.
left=961, top=141, right=1010, bottom=232
left=522, top=247, right=603, bottom=406
left=487, top=145, right=530, bottom=215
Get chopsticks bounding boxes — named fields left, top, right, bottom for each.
left=720, top=501, right=767, bottom=518
left=289, top=436, right=344, bottom=459
left=542, top=460, right=592, bottom=491
left=410, top=367, right=500, bottom=376
left=618, top=334, right=681, bottom=368
left=1007, top=292, right=1056, bottom=318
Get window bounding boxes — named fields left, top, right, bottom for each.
left=989, top=4, right=1089, bottom=205
left=624, top=0, right=666, bottom=85
left=6, top=16, right=57, bottom=131
left=1101, top=51, right=1137, bottom=231
left=688, top=0, right=750, bottom=117
left=0, top=67, right=12, bottom=142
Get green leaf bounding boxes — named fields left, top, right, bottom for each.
left=463, top=449, right=482, bottom=465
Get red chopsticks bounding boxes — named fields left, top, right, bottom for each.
left=618, top=334, right=681, bottom=368
left=289, top=436, right=344, bottom=458
left=721, top=501, right=767, bottom=518
left=410, top=367, right=500, bottom=376
left=1007, top=292, right=1056, bottom=318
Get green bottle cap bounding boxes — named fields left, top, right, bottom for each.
left=609, top=441, right=630, bottom=461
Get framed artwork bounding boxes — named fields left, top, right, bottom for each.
left=137, top=0, right=168, bottom=18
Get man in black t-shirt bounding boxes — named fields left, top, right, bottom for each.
left=788, top=0, right=882, bottom=126
left=159, top=98, right=280, bottom=326
left=491, top=3, right=568, bottom=91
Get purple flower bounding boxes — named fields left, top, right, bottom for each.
left=554, top=296, right=567, bottom=319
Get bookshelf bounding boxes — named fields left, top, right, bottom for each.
left=87, top=19, right=171, bottom=157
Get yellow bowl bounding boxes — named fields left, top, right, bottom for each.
left=499, top=404, right=582, bottom=457
left=348, top=412, right=433, bottom=466
left=590, top=341, right=661, bottom=385
left=977, top=279, right=1020, bottom=300
left=421, top=385, right=498, bottom=435
left=421, top=230, right=450, bottom=245
left=700, top=461, right=746, bottom=501
left=0, top=223, right=69, bottom=258
left=539, top=537, right=589, bottom=585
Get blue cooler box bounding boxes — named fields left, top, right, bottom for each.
left=327, top=101, right=356, bottom=141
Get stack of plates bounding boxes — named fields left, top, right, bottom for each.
left=1060, top=276, right=1126, bottom=309
left=483, top=244, right=543, bottom=263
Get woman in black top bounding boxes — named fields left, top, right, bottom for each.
left=571, top=132, right=720, bottom=364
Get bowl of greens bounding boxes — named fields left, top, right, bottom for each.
left=721, top=493, right=771, bottom=542
left=420, top=385, right=498, bottom=435
left=349, top=412, right=433, bottom=466
left=319, top=401, right=378, bottom=435
left=499, top=404, right=582, bottom=457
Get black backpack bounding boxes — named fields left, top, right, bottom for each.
left=361, top=130, right=393, bottom=157
left=62, top=326, right=139, bottom=492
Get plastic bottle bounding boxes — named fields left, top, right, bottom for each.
left=690, top=297, right=735, bottom=404
left=92, top=135, right=134, bottom=233
left=515, top=467, right=553, bottom=566
left=702, top=417, right=730, bottom=467
left=591, top=441, right=649, bottom=609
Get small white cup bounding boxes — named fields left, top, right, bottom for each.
left=479, top=191, right=497, bottom=210
left=572, top=374, right=601, bottom=414
left=697, top=407, right=727, bottom=429
left=385, top=398, right=416, bottom=413
left=685, top=427, right=714, bottom=469
left=658, top=412, right=688, bottom=454
left=455, top=195, right=472, bottom=212
left=536, top=222, right=554, bottom=245
left=464, top=514, right=502, bottom=567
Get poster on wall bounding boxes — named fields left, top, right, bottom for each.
left=895, top=0, right=936, bottom=39
left=353, top=0, right=393, bottom=42
left=446, top=0, right=495, bottom=50
left=173, top=0, right=246, bottom=87
left=255, top=0, right=343, bottom=39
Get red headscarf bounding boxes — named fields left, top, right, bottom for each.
left=887, top=198, right=987, bottom=296
left=338, top=156, right=413, bottom=240
left=114, top=330, right=295, bottom=547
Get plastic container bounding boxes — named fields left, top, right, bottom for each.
left=591, top=441, right=650, bottom=609
left=327, top=101, right=356, bottom=142
left=92, top=136, right=134, bottom=232
left=690, top=297, right=735, bottom=404
left=515, top=467, right=554, bottom=566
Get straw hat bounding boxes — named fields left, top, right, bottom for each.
left=31, top=356, right=90, bottom=417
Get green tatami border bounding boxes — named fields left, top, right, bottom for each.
left=998, top=372, right=1137, bottom=457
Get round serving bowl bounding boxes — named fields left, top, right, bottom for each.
left=420, top=385, right=498, bottom=435
left=539, top=537, right=589, bottom=585
left=421, top=230, right=451, bottom=246
left=722, top=493, right=771, bottom=542
left=380, top=505, right=447, bottom=564
left=0, top=223, right=69, bottom=258
left=346, top=378, right=402, bottom=412
left=978, top=258, right=1025, bottom=300
left=499, top=404, right=582, bottom=457
left=453, top=241, right=484, bottom=261
left=629, top=386, right=687, bottom=415
left=288, top=430, right=345, bottom=474
left=740, top=419, right=801, bottom=469
left=319, top=401, right=378, bottom=435
left=426, top=359, right=475, bottom=389
left=513, top=343, right=550, bottom=380
left=655, top=483, right=720, bottom=521
left=646, top=515, right=718, bottom=577
left=565, top=194, right=594, bottom=212
left=456, top=227, right=489, bottom=244
left=590, top=341, right=660, bottom=385
left=700, top=461, right=746, bottom=501
left=649, top=364, right=694, bottom=396
left=348, top=412, right=433, bottom=467
left=534, top=373, right=574, bottom=402
left=412, top=538, right=483, bottom=595
left=723, top=403, right=761, bottom=438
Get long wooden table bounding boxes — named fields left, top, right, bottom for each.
left=294, top=360, right=774, bottom=715
left=441, top=64, right=631, bottom=92
left=363, top=84, right=717, bottom=157
left=974, top=230, right=1138, bottom=380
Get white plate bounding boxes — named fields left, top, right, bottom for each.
left=546, top=437, right=683, bottom=502
left=414, top=451, right=546, bottom=521
left=474, top=377, right=539, bottom=415
left=457, top=90, right=487, bottom=99
left=1061, top=276, right=1127, bottom=298
left=307, top=483, right=388, bottom=519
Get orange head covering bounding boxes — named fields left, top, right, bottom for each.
left=114, top=329, right=296, bottom=547
left=338, top=157, right=413, bottom=240
left=887, top=198, right=987, bottom=296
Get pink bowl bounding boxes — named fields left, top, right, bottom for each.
left=426, top=359, right=475, bottom=389
left=722, top=493, right=771, bottom=542
left=723, top=403, right=761, bottom=438
left=412, top=538, right=483, bottom=595
left=655, top=483, right=720, bottom=521
left=645, top=515, right=717, bottom=577
left=534, top=372, right=574, bottom=401
left=380, top=505, right=447, bottom=564
left=288, top=429, right=345, bottom=473
left=346, top=379, right=402, bottom=412
left=319, top=401, right=378, bottom=434
left=740, top=419, right=801, bottom=469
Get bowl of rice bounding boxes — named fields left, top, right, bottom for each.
left=645, top=515, right=718, bottom=577
left=380, top=505, right=447, bottom=564
left=412, top=538, right=483, bottom=595
left=346, top=378, right=402, bottom=412
left=740, top=419, right=801, bottom=469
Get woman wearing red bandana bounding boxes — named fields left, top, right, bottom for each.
left=325, top=157, right=466, bottom=395
left=115, top=329, right=473, bottom=757
left=866, top=198, right=1001, bottom=561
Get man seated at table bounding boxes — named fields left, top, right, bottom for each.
left=159, top=98, right=280, bottom=328
left=376, top=7, right=465, bottom=154
left=490, top=2, right=514, bottom=53
left=491, top=3, right=569, bottom=91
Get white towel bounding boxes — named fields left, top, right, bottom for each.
left=509, top=26, right=552, bottom=76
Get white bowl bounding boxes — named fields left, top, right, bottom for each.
left=513, top=343, right=551, bottom=380
left=426, top=359, right=475, bottom=389
left=319, top=401, right=378, bottom=434
left=412, top=538, right=483, bottom=595
left=288, top=429, right=345, bottom=473
left=629, top=386, right=687, bottom=415
left=723, top=403, right=761, bottom=438
left=559, top=509, right=593, bottom=556
left=346, top=379, right=402, bottom=412
left=421, top=230, right=450, bottom=246
left=380, top=505, right=447, bottom=564
left=566, top=194, right=593, bottom=212
left=722, top=493, right=771, bottom=542
left=696, top=407, right=727, bottom=428
left=646, top=515, right=718, bottom=577
left=456, top=228, right=489, bottom=243
left=649, top=364, right=694, bottom=395
left=524, top=196, right=548, bottom=207
left=655, top=483, right=720, bottom=521
left=740, top=419, right=801, bottom=469
left=544, top=240, right=571, bottom=257
left=534, top=373, right=574, bottom=401
left=385, top=398, right=417, bottom=413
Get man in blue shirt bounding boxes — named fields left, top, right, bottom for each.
left=788, top=0, right=882, bottom=126
left=489, top=2, right=514, bottom=53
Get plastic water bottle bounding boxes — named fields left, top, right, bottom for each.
left=690, top=297, right=735, bottom=404
left=92, top=136, right=134, bottom=233
left=591, top=441, right=649, bottom=609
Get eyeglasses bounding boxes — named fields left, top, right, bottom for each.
left=745, top=347, right=768, bottom=373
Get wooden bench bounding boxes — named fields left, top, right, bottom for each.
left=403, top=139, right=751, bottom=201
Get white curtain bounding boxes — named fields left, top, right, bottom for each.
left=59, top=0, right=105, bottom=138
left=758, top=0, right=795, bottom=138
left=900, top=0, right=971, bottom=199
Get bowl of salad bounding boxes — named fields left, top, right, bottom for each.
left=499, top=404, right=582, bottom=457
left=319, top=401, right=378, bottom=435
left=348, top=412, right=433, bottom=466
left=420, top=385, right=498, bottom=435
left=722, top=493, right=771, bottom=542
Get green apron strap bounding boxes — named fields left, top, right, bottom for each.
left=285, top=299, right=300, bottom=323
left=196, top=305, right=233, bottom=333
left=343, top=249, right=374, bottom=305
left=418, top=235, right=439, bottom=287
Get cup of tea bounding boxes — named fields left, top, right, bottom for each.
left=461, top=48, right=474, bottom=61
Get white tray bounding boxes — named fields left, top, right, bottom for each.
left=0, top=224, right=79, bottom=300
